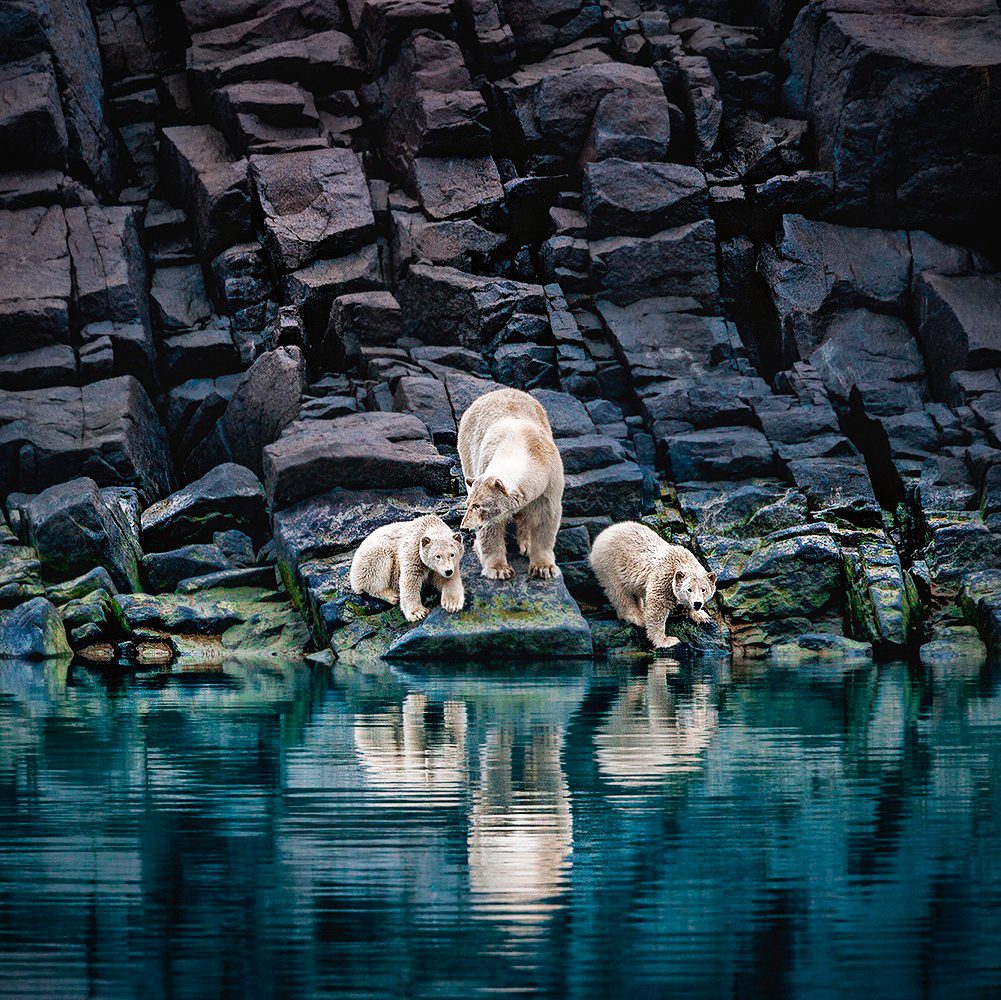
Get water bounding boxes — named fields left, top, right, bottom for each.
left=1, top=655, right=1000, bottom=999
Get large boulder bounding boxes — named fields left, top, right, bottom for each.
left=0, top=54, right=67, bottom=171
left=784, top=0, right=1001, bottom=230
left=189, top=346, right=307, bottom=478
left=0, top=376, right=173, bottom=502
left=251, top=147, right=376, bottom=271
left=0, top=597, right=71, bottom=660
left=141, top=464, right=269, bottom=550
left=758, top=214, right=911, bottom=360
left=263, top=411, right=453, bottom=509
left=24, top=477, right=142, bottom=591
left=384, top=554, right=593, bottom=660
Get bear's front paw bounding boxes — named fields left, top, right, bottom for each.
left=529, top=561, right=558, bottom=580
left=440, top=592, right=464, bottom=613
left=689, top=609, right=711, bottom=625
left=483, top=563, right=515, bottom=580
left=652, top=635, right=682, bottom=650
left=404, top=605, right=429, bottom=623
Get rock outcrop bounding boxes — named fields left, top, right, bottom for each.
left=0, top=0, right=998, bottom=664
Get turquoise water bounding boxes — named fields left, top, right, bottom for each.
left=0, top=655, right=999, bottom=999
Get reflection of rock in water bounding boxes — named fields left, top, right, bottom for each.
left=468, top=729, right=572, bottom=925
left=596, top=666, right=719, bottom=790
left=353, top=692, right=468, bottom=796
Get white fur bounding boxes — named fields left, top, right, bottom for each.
left=590, top=521, right=717, bottom=649
left=457, top=388, right=564, bottom=580
left=350, top=514, right=465, bottom=622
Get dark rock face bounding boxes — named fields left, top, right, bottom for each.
left=24, top=478, right=142, bottom=592
left=141, top=464, right=269, bottom=549
left=0, top=597, right=71, bottom=659
left=0, top=0, right=998, bottom=663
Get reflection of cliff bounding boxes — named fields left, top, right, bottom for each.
left=468, top=728, right=573, bottom=924
left=353, top=693, right=468, bottom=795
left=595, top=666, right=719, bottom=791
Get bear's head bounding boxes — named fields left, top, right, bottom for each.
left=460, top=476, right=522, bottom=530
left=420, top=529, right=464, bottom=578
left=672, top=568, right=717, bottom=613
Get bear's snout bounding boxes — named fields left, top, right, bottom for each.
left=692, top=600, right=703, bottom=610
left=443, top=568, right=454, bottom=577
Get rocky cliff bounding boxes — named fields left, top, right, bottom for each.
left=1, top=0, right=1000, bottom=663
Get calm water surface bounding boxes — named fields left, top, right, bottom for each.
left=1, top=655, right=1000, bottom=999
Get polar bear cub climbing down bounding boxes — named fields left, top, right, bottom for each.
left=590, top=521, right=717, bottom=649
left=458, top=388, right=565, bottom=581
left=350, top=514, right=465, bottom=622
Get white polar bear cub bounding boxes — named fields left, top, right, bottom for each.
left=350, top=514, right=465, bottom=622
left=457, top=387, right=564, bottom=581
left=590, top=521, right=717, bottom=649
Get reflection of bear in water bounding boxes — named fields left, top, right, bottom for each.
left=468, top=729, right=572, bottom=924
left=595, top=666, right=719, bottom=790
left=353, top=693, right=468, bottom=793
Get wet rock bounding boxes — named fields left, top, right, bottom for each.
left=60, top=587, right=128, bottom=649
left=0, top=546, right=44, bottom=610
left=785, top=458, right=882, bottom=526
left=843, top=539, right=917, bottom=650
left=141, top=464, right=269, bottom=550
left=678, top=482, right=810, bottom=540
left=142, top=544, right=233, bottom=594
left=45, top=567, right=117, bottom=606
left=264, top=411, right=453, bottom=509
left=0, top=597, right=71, bottom=660
left=919, top=625, right=987, bottom=665
left=769, top=632, right=873, bottom=663
left=24, top=478, right=142, bottom=592
left=385, top=554, right=593, bottom=660
left=251, top=147, right=376, bottom=271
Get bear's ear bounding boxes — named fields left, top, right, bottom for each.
left=465, top=477, right=475, bottom=487
left=453, top=532, right=462, bottom=544
left=674, top=569, right=687, bottom=587
left=487, top=476, right=508, bottom=495
left=421, top=536, right=431, bottom=547
left=707, top=571, right=717, bottom=586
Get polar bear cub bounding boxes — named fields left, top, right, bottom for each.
left=350, top=514, right=465, bottom=622
left=457, top=388, right=564, bottom=580
left=590, top=521, right=717, bottom=649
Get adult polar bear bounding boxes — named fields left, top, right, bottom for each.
left=458, top=388, right=564, bottom=581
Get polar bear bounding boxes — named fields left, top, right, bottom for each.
left=590, top=521, right=717, bottom=649
left=457, top=388, right=564, bottom=580
left=350, top=514, right=465, bottom=622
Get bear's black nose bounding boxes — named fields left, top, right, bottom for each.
left=693, top=601, right=703, bottom=610
left=443, top=568, right=453, bottom=577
